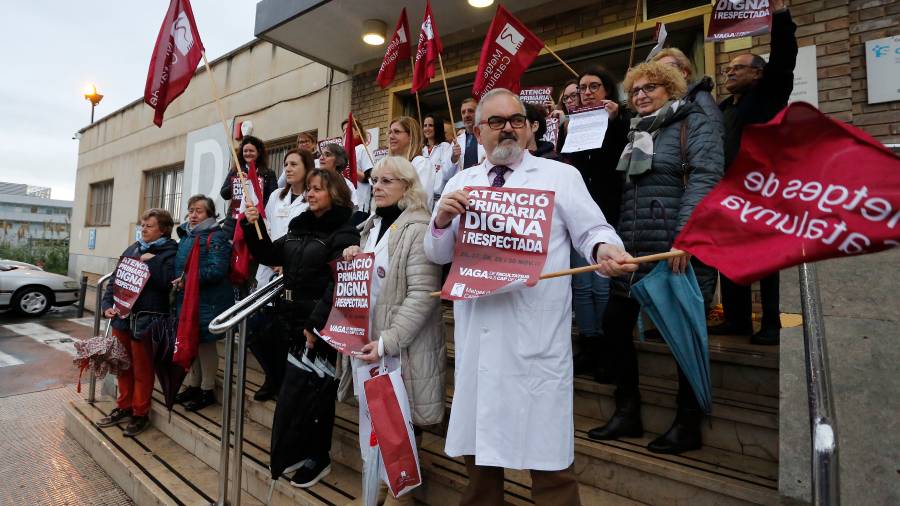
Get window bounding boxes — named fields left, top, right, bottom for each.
left=87, top=180, right=113, bottom=226
left=266, top=135, right=301, bottom=179
left=143, top=165, right=183, bottom=220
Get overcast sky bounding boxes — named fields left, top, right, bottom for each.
left=0, top=1, right=258, bottom=201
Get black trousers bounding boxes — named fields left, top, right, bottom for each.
left=602, top=294, right=700, bottom=411
left=720, top=272, right=781, bottom=331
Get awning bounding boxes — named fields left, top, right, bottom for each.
left=254, top=0, right=596, bottom=74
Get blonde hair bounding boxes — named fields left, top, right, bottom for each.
left=623, top=62, right=688, bottom=111
left=650, top=47, right=694, bottom=81
left=389, top=116, right=424, bottom=162
left=373, top=156, right=428, bottom=212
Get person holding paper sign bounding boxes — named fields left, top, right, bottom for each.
left=337, top=156, right=444, bottom=505
left=586, top=62, right=723, bottom=455
left=425, top=88, right=633, bottom=505
left=242, top=168, right=360, bottom=488
left=388, top=116, right=435, bottom=209
left=96, top=209, right=178, bottom=437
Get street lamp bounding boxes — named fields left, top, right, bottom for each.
left=83, top=83, right=103, bottom=123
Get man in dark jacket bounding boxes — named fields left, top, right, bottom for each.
left=712, top=0, right=797, bottom=345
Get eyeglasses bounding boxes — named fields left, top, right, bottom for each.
left=370, top=176, right=401, bottom=186
left=562, top=93, right=579, bottom=103
left=480, top=114, right=527, bottom=130
left=629, top=83, right=663, bottom=98
left=578, top=82, right=604, bottom=94
left=722, top=64, right=761, bottom=75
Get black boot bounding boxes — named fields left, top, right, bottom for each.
left=184, top=389, right=216, bottom=412
left=253, top=378, right=279, bottom=401
left=587, top=392, right=643, bottom=440
left=174, top=386, right=201, bottom=405
left=750, top=327, right=780, bottom=346
left=573, top=334, right=596, bottom=376
left=647, top=407, right=703, bottom=454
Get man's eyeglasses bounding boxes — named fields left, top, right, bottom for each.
left=629, top=83, right=663, bottom=98
left=370, top=176, right=401, bottom=186
left=578, top=82, right=604, bottom=94
left=722, top=64, right=761, bottom=75
left=480, top=114, right=528, bottom=130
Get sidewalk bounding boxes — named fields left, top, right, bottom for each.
left=0, top=386, right=132, bottom=506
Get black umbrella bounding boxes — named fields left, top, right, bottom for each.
left=139, top=315, right=187, bottom=412
left=269, top=345, right=338, bottom=480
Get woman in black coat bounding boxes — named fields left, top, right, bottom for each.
left=96, top=209, right=178, bottom=437
left=242, top=168, right=360, bottom=488
left=220, top=135, right=278, bottom=234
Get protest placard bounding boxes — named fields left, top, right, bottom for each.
left=317, top=253, right=375, bottom=356
left=706, top=0, right=771, bottom=41
left=112, top=256, right=151, bottom=317
left=519, top=86, right=553, bottom=105
left=441, top=187, right=555, bottom=300
left=543, top=116, right=560, bottom=146
left=373, top=148, right=389, bottom=165
left=560, top=105, right=609, bottom=153
left=318, top=136, right=343, bottom=155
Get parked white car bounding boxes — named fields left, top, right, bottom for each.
left=0, top=260, right=80, bottom=317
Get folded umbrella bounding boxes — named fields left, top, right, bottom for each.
left=630, top=262, right=712, bottom=414
left=139, top=315, right=187, bottom=412
left=73, top=320, right=130, bottom=393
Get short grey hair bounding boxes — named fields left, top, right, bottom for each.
left=474, top=88, right=526, bottom=125
left=372, top=156, right=428, bottom=212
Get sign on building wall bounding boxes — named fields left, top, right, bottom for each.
left=763, top=45, right=819, bottom=108
left=865, top=35, right=900, bottom=105
left=183, top=122, right=233, bottom=221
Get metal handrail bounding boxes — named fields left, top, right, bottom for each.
left=799, top=263, right=840, bottom=505
left=88, top=272, right=114, bottom=403
left=211, top=274, right=284, bottom=506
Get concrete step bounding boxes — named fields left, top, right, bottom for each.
left=64, top=398, right=263, bottom=506
left=223, top=364, right=776, bottom=505
left=147, top=388, right=361, bottom=505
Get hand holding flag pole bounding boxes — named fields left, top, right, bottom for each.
left=200, top=52, right=262, bottom=239
left=429, top=250, right=687, bottom=297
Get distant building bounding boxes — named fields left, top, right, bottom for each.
left=0, top=183, right=73, bottom=247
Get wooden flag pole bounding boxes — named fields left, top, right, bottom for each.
left=543, top=46, right=579, bottom=78
left=628, top=0, right=641, bottom=68
left=429, top=250, right=687, bottom=297
left=436, top=53, right=457, bottom=129
left=201, top=52, right=262, bottom=239
left=351, top=117, right=377, bottom=168
left=410, top=56, right=423, bottom=122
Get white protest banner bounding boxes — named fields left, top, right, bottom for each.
left=561, top=106, right=609, bottom=153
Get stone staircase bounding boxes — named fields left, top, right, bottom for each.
left=64, top=308, right=781, bottom=505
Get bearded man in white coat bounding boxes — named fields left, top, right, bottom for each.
left=424, top=88, right=637, bottom=505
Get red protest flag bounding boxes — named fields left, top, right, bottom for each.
left=229, top=160, right=265, bottom=284
left=376, top=8, right=411, bottom=89
left=144, top=0, right=205, bottom=127
left=411, top=0, right=443, bottom=93
left=674, top=103, right=900, bottom=285
left=472, top=5, right=545, bottom=99
left=344, top=113, right=359, bottom=187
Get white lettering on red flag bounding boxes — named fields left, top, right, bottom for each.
left=442, top=187, right=555, bottom=300
left=112, top=257, right=151, bottom=317
left=472, top=5, right=545, bottom=99
left=675, top=103, right=900, bottom=284
left=317, top=253, right=375, bottom=356
left=376, top=8, right=411, bottom=89
left=412, top=0, right=443, bottom=93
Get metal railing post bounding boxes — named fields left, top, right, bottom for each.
left=88, top=273, right=113, bottom=403
left=77, top=274, right=88, bottom=318
left=799, top=263, right=840, bottom=505
left=230, top=319, right=249, bottom=506
left=216, top=327, right=235, bottom=506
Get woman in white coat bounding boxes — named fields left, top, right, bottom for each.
left=338, top=156, right=445, bottom=505
left=250, top=148, right=312, bottom=401
left=388, top=116, right=435, bottom=209
left=422, top=113, right=461, bottom=202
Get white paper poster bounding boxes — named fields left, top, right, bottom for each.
left=763, top=45, right=819, bottom=108
left=561, top=107, right=609, bottom=153
left=865, top=36, right=900, bottom=105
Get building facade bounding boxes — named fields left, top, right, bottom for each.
left=0, top=183, right=72, bottom=247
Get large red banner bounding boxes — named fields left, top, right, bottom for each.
left=376, top=8, right=411, bottom=89
left=144, top=0, right=204, bottom=127
left=674, top=103, right=900, bottom=285
left=472, top=5, right=545, bottom=99
left=706, top=0, right=771, bottom=41
left=441, top=187, right=555, bottom=300
left=317, top=253, right=375, bottom=356
left=112, top=257, right=151, bottom=317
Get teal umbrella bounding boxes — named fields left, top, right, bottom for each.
left=631, top=261, right=712, bottom=414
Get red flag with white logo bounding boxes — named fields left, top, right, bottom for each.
left=674, top=103, right=900, bottom=285
left=376, top=8, right=411, bottom=89
left=344, top=112, right=359, bottom=187
left=144, top=0, right=205, bottom=127
left=411, top=0, right=443, bottom=93
left=472, top=5, right=545, bottom=99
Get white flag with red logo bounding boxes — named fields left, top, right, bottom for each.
left=144, top=0, right=205, bottom=127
